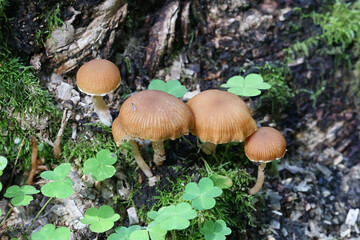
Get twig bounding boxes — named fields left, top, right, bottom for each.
left=53, top=108, right=72, bottom=159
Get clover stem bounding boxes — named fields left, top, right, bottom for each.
left=171, top=230, right=177, bottom=240
left=92, top=96, right=112, bottom=126
left=96, top=233, right=99, bottom=240
left=200, top=142, right=217, bottom=155
left=152, top=141, right=166, bottom=166
left=23, top=197, right=53, bottom=238
left=248, top=163, right=267, bottom=195
left=128, top=139, right=153, bottom=178
left=0, top=205, right=14, bottom=227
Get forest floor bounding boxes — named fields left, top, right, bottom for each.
left=0, top=0, right=359, bottom=240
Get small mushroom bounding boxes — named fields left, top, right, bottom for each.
left=76, top=59, right=121, bottom=126
left=112, top=90, right=193, bottom=176
left=244, top=127, right=287, bottom=195
left=186, top=89, right=257, bottom=154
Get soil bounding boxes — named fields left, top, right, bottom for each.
left=1, top=0, right=359, bottom=239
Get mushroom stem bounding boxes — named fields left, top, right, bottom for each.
left=248, top=162, right=267, bottom=195
left=152, top=141, right=166, bottom=166
left=201, top=142, right=217, bottom=155
left=128, top=139, right=153, bottom=178
left=92, top=95, right=112, bottom=126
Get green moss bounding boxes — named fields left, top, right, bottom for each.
left=0, top=51, right=55, bottom=116
left=35, top=3, right=64, bottom=47
left=62, top=132, right=117, bottom=166
left=257, top=62, right=294, bottom=113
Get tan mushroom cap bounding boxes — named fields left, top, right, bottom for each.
left=112, top=116, right=129, bottom=146
left=119, top=90, right=194, bottom=141
left=186, top=89, right=257, bottom=144
left=244, top=127, right=286, bottom=163
left=76, top=59, right=121, bottom=96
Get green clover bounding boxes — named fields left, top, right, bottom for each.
left=0, top=156, right=7, bottom=176
left=81, top=205, right=120, bottom=233
left=149, top=202, right=197, bottom=230
left=40, top=163, right=74, bottom=199
left=182, top=177, right=222, bottom=210
left=148, top=79, right=187, bottom=98
left=220, top=73, right=271, bottom=97
left=4, top=185, right=39, bottom=206
left=107, top=225, right=141, bottom=240
left=83, top=149, right=117, bottom=181
left=129, top=222, right=167, bottom=240
left=31, top=224, right=70, bottom=240
left=200, top=220, right=231, bottom=240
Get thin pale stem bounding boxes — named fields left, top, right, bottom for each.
left=23, top=197, right=53, bottom=238
left=92, top=95, right=112, bottom=126
left=129, top=140, right=153, bottom=178
left=248, top=163, right=267, bottom=195
left=152, top=141, right=165, bottom=166
left=0, top=205, right=14, bottom=226
left=200, top=142, right=217, bottom=155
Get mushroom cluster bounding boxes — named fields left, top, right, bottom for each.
left=75, top=59, right=286, bottom=194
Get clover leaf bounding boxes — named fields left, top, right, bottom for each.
left=4, top=185, right=39, bottom=206
left=81, top=205, right=120, bottom=233
left=107, top=225, right=141, bottom=240
left=148, top=79, right=187, bottom=98
left=0, top=156, right=7, bottom=176
left=83, top=149, right=117, bottom=181
left=40, top=163, right=74, bottom=199
left=31, top=224, right=70, bottom=240
left=128, top=222, right=167, bottom=240
left=200, top=220, right=231, bottom=240
left=220, top=73, right=271, bottom=97
left=182, top=177, right=222, bottom=210
left=150, top=203, right=197, bottom=230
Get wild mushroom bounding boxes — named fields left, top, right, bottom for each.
left=112, top=117, right=153, bottom=178
left=113, top=90, right=193, bottom=174
left=186, top=89, right=257, bottom=154
left=244, top=127, right=286, bottom=195
left=76, top=59, right=121, bottom=126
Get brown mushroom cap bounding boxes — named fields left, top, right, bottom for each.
left=244, top=127, right=286, bottom=163
left=112, top=116, right=128, bottom=146
left=186, top=89, right=257, bottom=144
left=76, top=59, right=121, bottom=96
left=119, top=90, right=194, bottom=141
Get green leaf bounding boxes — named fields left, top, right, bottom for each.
left=83, top=149, right=117, bottom=181
left=40, top=163, right=71, bottom=181
left=153, top=203, right=197, bottom=230
left=107, top=225, right=142, bottom=240
left=210, top=174, right=233, bottom=189
left=0, top=156, right=7, bottom=172
left=4, top=185, right=39, bottom=206
left=200, top=220, right=231, bottom=240
left=148, top=222, right=167, bottom=240
left=81, top=205, right=120, bottom=233
left=182, top=177, right=222, bottom=210
left=31, top=224, right=70, bottom=240
left=129, top=230, right=149, bottom=240
left=148, top=79, right=187, bottom=98
left=220, top=74, right=271, bottom=97
left=40, top=163, right=74, bottom=199
left=41, top=180, right=74, bottom=199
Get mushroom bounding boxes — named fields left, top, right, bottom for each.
left=244, top=127, right=286, bottom=195
left=76, top=59, right=121, bottom=126
left=186, top=89, right=257, bottom=154
left=112, top=90, right=193, bottom=176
